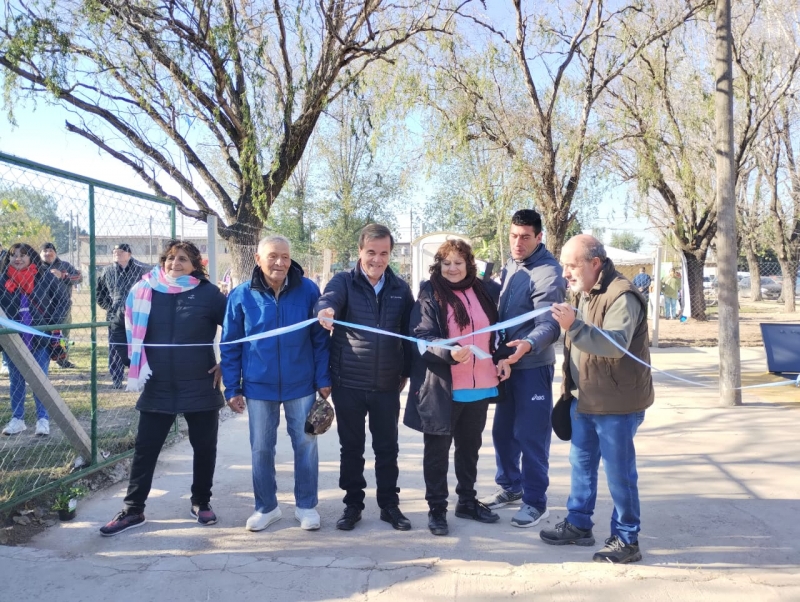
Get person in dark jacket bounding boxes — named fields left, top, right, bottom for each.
left=40, top=241, right=82, bottom=368
left=99, top=240, right=227, bottom=536
left=0, top=243, right=68, bottom=436
left=404, top=239, right=509, bottom=536
left=222, top=235, right=331, bottom=533
left=316, top=224, right=415, bottom=532
left=481, top=209, right=566, bottom=529
left=97, top=243, right=147, bottom=388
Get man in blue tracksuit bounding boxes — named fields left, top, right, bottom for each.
left=221, top=235, right=331, bottom=533
left=482, top=209, right=566, bottom=528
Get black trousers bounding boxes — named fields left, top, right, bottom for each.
left=108, top=327, right=127, bottom=386
left=124, top=409, right=219, bottom=513
left=423, top=399, right=490, bottom=511
left=331, top=385, right=401, bottom=510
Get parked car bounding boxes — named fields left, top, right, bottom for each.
left=738, top=276, right=782, bottom=300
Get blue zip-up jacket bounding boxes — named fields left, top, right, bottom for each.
left=498, top=243, right=566, bottom=370
left=221, top=261, right=331, bottom=402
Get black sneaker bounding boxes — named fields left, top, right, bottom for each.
left=56, top=359, right=77, bottom=369
left=540, top=520, right=595, bottom=546
left=99, top=509, right=146, bottom=537
left=428, top=509, right=448, bottom=536
left=380, top=505, right=411, bottom=531
left=593, top=536, right=642, bottom=564
left=336, top=505, right=362, bottom=531
left=454, top=499, right=500, bottom=523
left=190, top=503, right=218, bottom=525
left=480, top=488, right=523, bottom=510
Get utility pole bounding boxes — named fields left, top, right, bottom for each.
left=715, top=0, right=742, bottom=406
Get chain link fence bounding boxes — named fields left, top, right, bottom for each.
left=655, top=256, right=798, bottom=317
left=0, top=151, right=179, bottom=512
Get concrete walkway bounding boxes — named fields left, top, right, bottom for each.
left=1, top=348, right=799, bottom=601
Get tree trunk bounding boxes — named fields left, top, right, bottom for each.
left=682, top=251, right=708, bottom=320
left=778, top=256, right=798, bottom=313
left=542, top=207, right=572, bottom=259
left=219, top=216, right=263, bottom=287
left=744, top=245, right=763, bottom=301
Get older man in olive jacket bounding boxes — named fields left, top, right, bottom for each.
left=541, top=234, right=653, bottom=565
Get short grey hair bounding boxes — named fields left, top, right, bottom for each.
left=257, top=235, right=291, bottom=255
left=579, top=238, right=607, bottom=263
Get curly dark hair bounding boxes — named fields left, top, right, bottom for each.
left=0, top=242, right=43, bottom=274
left=429, top=239, right=477, bottom=279
left=159, top=240, right=206, bottom=275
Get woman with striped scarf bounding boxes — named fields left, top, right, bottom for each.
left=99, top=240, right=227, bottom=537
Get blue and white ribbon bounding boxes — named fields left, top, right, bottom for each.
left=2, top=311, right=797, bottom=390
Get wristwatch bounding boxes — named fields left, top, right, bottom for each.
left=523, top=337, right=536, bottom=353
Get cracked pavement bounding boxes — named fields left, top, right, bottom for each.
left=1, top=347, right=799, bottom=601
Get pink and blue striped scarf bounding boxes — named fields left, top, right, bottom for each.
left=124, top=266, right=200, bottom=392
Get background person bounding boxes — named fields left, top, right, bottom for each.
left=0, top=243, right=68, bottom=436
left=40, top=241, right=82, bottom=368
left=315, top=224, right=415, bottom=532
left=661, top=268, right=680, bottom=319
left=404, top=239, right=507, bottom=537
left=541, top=234, right=653, bottom=564
left=632, top=267, right=651, bottom=318
left=481, top=209, right=566, bottom=529
left=97, top=243, right=146, bottom=388
left=221, top=235, right=331, bottom=532
left=99, top=240, right=227, bottom=536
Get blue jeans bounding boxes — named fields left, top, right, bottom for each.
left=247, top=394, right=318, bottom=512
left=491, top=365, right=554, bottom=511
left=4, top=349, right=50, bottom=421
left=566, top=400, right=645, bottom=544
left=664, top=296, right=677, bottom=318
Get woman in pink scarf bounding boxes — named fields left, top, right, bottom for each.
left=404, top=239, right=508, bottom=536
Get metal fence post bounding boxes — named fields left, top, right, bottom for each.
left=89, top=184, right=98, bottom=466
left=652, top=247, right=662, bottom=348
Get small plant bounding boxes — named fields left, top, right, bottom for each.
left=52, top=485, right=88, bottom=512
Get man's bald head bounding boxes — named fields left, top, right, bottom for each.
left=560, top=235, right=607, bottom=294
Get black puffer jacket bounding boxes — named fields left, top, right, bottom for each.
left=135, top=276, right=227, bottom=414
left=404, top=280, right=501, bottom=435
left=315, top=265, right=414, bottom=391
left=97, top=259, right=148, bottom=338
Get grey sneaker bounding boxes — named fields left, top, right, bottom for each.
left=480, top=488, right=523, bottom=510
left=510, top=504, right=550, bottom=528
left=540, top=520, right=595, bottom=546
left=592, top=535, right=642, bottom=564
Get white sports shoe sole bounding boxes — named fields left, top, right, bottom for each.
left=511, top=508, right=550, bottom=528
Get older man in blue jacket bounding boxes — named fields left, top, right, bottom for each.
left=221, top=235, right=331, bottom=532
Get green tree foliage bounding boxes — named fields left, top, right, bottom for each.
left=0, top=0, right=456, bottom=280
left=0, top=186, right=74, bottom=252
left=312, top=95, right=402, bottom=267
left=405, top=0, right=710, bottom=258
left=610, top=231, right=644, bottom=253
left=0, top=198, right=53, bottom=248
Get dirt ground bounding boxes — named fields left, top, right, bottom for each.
left=653, top=304, right=800, bottom=347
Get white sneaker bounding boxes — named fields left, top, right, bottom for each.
left=35, top=418, right=50, bottom=436
left=245, top=506, right=282, bottom=531
left=2, top=418, right=26, bottom=435
left=295, top=507, right=321, bottom=531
